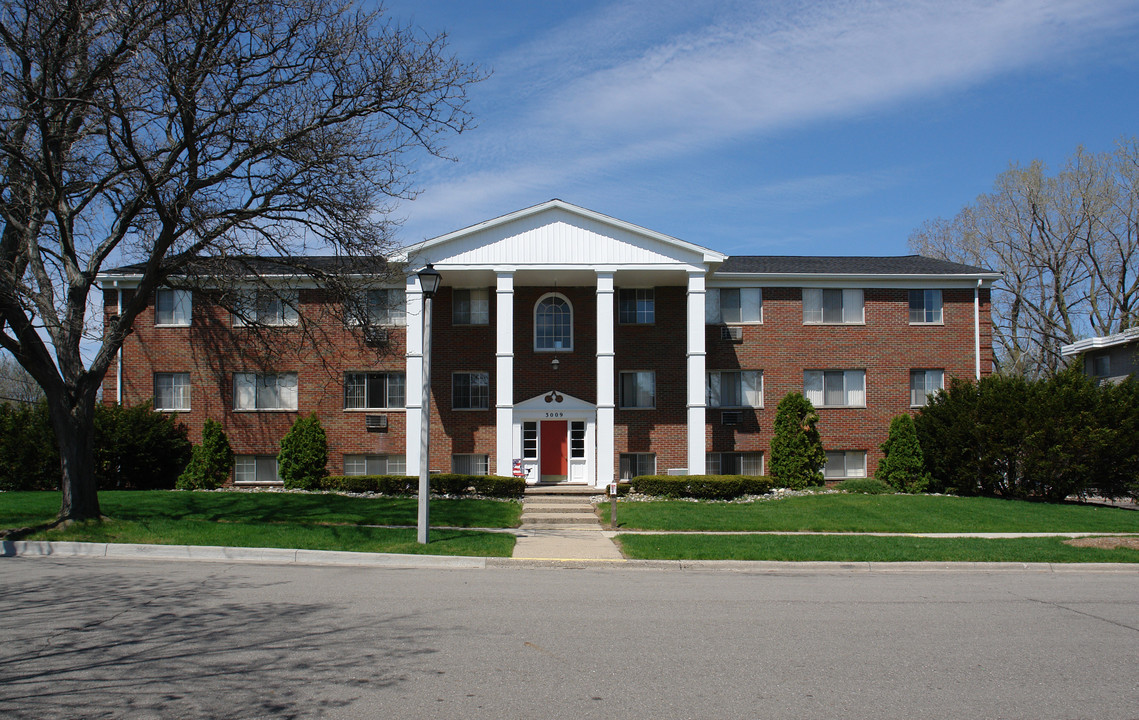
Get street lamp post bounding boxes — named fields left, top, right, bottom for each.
left=417, top=263, right=442, bottom=545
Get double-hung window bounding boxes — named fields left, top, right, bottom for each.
left=824, top=451, right=866, bottom=479
left=707, top=370, right=763, bottom=408
left=453, top=288, right=489, bottom=325
left=909, top=289, right=943, bottom=324
left=344, top=372, right=405, bottom=410
left=618, top=288, right=655, bottom=324
left=535, top=294, right=572, bottom=351
left=706, top=452, right=764, bottom=475
left=234, top=372, right=298, bottom=410
left=909, top=369, right=944, bottom=406
left=619, top=371, right=655, bottom=409
left=804, top=370, right=865, bottom=407
left=803, top=289, right=864, bottom=324
left=366, top=288, right=407, bottom=326
left=155, top=289, right=191, bottom=326
left=706, top=288, right=762, bottom=324
left=452, top=372, right=489, bottom=410
left=344, top=454, right=406, bottom=475
left=234, top=290, right=299, bottom=326
left=154, top=373, right=191, bottom=411
left=619, top=453, right=655, bottom=479
left=235, top=455, right=280, bottom=484
left=452, top=454, right=489, bottom=475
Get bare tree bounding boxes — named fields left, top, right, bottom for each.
left=0, top=0, right=481, bottom=522
left=0, top=354, right=43, bottom=404
left=910, top=140, right=1139, bottom=377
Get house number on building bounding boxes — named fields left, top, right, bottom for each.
left=545, top=412, right=564, bottom=418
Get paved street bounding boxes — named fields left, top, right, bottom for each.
left=1, top=558, right=1136, bottom=719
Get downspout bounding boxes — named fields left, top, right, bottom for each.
left=974, top=279, right=981, bottom=380
left=116, top=287, right=123, bottom=405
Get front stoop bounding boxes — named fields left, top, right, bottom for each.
left=520, top=486, right=602, bottom=530
left=513, top=486, right=624, bottom=560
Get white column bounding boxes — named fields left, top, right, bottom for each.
left=686, top=271, right=707, bottom=475
left=495, top=272, right=515, bottom=478
left=405, top=276, right=425, bottom=477
left=974, top=281, right=982, bottom=380
left=595, top=270, right=616, bottom=487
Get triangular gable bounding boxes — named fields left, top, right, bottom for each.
left=514, top=390, right=594, bottom=412
left=401, top=200, right=725, bottom=268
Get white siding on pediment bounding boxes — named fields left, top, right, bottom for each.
left=429, top=209, right=704, bottom=268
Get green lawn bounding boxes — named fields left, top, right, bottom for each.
left=616, top=533, right=1139, bottom=563
left=1, top=490, right=520, bottom=556
left=607, top=493, right=1139, bottom=533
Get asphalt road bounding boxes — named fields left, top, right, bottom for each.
left=1, top=558, right=1136, bottom=719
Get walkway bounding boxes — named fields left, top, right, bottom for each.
left=510, top=485, right=623, bottom=561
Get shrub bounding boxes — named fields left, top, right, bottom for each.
left=278, top=414, right=329, bottom=490
left=769, top=392, right=825, bottom=489
left=317, top=474, right=526, bottom=499
left=0, top=402, right=58, bottom=491
left=177, top=419, right=234, bottom=490
left=876, top=414, right=929, bottom=493
left=630, top=475, right=774, bottom=499
left=93, top=402, right=192, bottom=490
left=835, top=477, right=893, bottom=494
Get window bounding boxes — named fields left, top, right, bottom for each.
left=344, top=372, right=405, bottom=409
left=452, top=372, right=489, bottom=410
left=706, top=452, right=764, bottom=476
left=619, top=453, right=655, bottom=479
left=154, top=373, right=190, bottom=411
left=618, top=288, right=655, bottom=324
left=365, top=288, right=406, bottom=326
left=824, top=451, right=866, bottom=479
left=803, top=288, right=863, bottom=324
left=235, top=455, right=280, bottom=484
left=570, top=421, right=585, bottom=459
left=910, top=369, right=944, bottom=407
left=234, top=372, right=298, bottom=410
left=234, top=290, right=299, bottom=326
left=452, top=454, right=489, bottom=475
left=522, top=422, right=538, bottom=460
left=804, top=370, right=865, bottom=407
left=619, top=371, right=655, bottom=409
left=535, top=294, right=572, bottom=351
left=155, top=289, right=191, bottom=326
left=344, top=454, right=406, bottom=476
left=453, top=288, right=489, bottom=325
left=706, top=288, right=761, bottom=324
left=909, top=289, right=943, bottom=324
left=707, top=370, right=763, bottom=408
left=1091, top=354, right=1111, bottom=378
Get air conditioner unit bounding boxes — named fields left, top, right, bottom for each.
left=364, top=414, right=388, bottom=431
left=363, top=326, right=388, bottom=346
left=721, top=326, right=743, bottom=341
left=721, top=410, right=742, bottom=425
left=666, top=468, right=688, bottom=476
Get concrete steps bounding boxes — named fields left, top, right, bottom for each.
left=521, top=485, right=601, bottom=529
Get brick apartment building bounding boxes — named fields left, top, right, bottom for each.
left=98, top=200, right=997, bottom=488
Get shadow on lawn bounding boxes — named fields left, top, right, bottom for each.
left=0, top=565, right=440, bottom=718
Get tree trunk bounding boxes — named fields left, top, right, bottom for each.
left=49, top=393, right=101, bottom=522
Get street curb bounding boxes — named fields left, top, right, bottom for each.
left=4, top=541, right=1139, bottom=573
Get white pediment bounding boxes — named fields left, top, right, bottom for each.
left=404, top=200, right=724, bottom=269
left=514, top=390, right=594, bottom=412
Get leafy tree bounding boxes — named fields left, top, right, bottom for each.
left=770, top=392, right=825, bottom=489
left=178, top=419, right=234, bottom=490
left=278, top=414, right=328, bottom=490
left=0, top=0, right=480, bottom=521
left=910, top=138, right=1139, bottom=377
left=876, top=414, right=929, bottom=494
left=94, top=402, right=191, bottom=489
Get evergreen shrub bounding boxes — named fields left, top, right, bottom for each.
left=278, top=413, right=329, bottom=490
left=876, top=414, right=929, bottom=493
left=769, top=392, right=825, bottom=489
left=177, top=419, right=234, bottom=490
left=630, top=475, right=774, bottom=499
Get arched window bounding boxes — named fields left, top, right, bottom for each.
left=535, top=294, right=572, bottom=351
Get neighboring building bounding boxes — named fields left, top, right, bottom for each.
left=97, top=200, right=998, bottom=488
left=1061, top=328, right=1139, bottom=384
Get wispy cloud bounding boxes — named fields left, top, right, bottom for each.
left=401, top=0, right=1139, bottom=240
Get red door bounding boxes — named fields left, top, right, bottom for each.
left=540, top=421, right=568, bottom=478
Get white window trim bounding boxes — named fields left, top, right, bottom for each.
left=452, top=371, right=490, bottom=411
left=233, top=372, right=299, bottom=411
left=155, top=289, right=192, bottom=327
left=451, top=453, right=489, bottom=475
left=804, top=369, right=866, bottom=408
left=153, top=372, right=191, bottom=411
left=705, top=288, right=762, bottom=324
left=343, top=454, right=406, bottom=476
left=619, top=370, right=656, bottom=410
left=706, top=451, right=765, bottom=476
left=232, top=289, right=300, bottom=327
left=909, top=289, right=944, bottom=325
left=234, top=455, right=281, bottom=484
left=824, top=450, right=867, bottom=479
left=452, top=287, right=490, bottom=326
left=617, top=287, right=656, bottom=325
left=534, top=292, right=574, bottom=353
left=909, top=369, right=945, bottom=407
left=343, top=371, right=406, bottom=411
left=706, top=370, right=763, bottom=408
left=619, top=453, right=656, bottom=479
left=803, top=288, right=865, bottom=325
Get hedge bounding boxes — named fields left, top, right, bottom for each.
left=630, top=475, right=775, bottom=499
left=317, top=474, right=526, bottom=499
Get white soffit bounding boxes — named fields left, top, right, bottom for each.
left=1060, top=327, right=1139, bottom=357
left=403, top=200, right=725, bottom=269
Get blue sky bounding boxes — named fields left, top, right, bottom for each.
left=380, top=0, right=1139, bottom=257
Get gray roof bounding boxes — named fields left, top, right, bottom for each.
left=101, top=255, right=392, bottom=277
left=719, top=255, right=995, bottom=276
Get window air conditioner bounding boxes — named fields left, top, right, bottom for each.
left=721, top=326, right=743, bottom=341
left=721, top=410, right=742, bottom=425
left=363, top=326, right=388, bottom=346
left=365, top=414, right=388, bottom=431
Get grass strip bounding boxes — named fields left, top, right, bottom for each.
left=610, top=494, right=1139, bottom=533
left=21, top=517, right=515, bottom=557
left=1, top=490, right=522, bottom=529
left=616, top=533, right=1139, bottom=563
